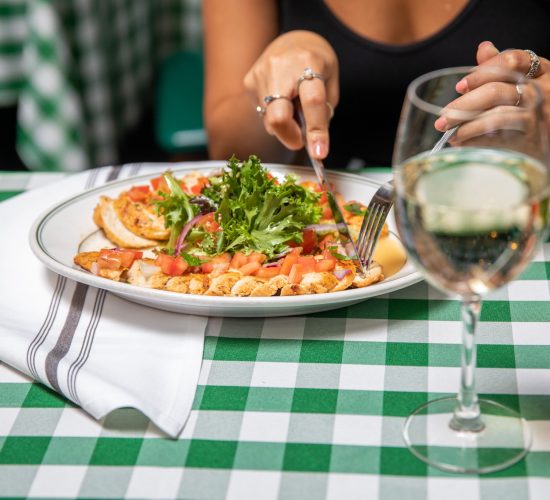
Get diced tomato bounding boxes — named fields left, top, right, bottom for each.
left=200, top=262, right=214, bottom=274
left=301, top=229, right=317, bottom=254
left=289, top=263, right=303, bottom=284
left=319, top=191, right=328, bottom=204
left=212, top=253, right=231, bottom=263
left=239, top=261, right=261, bottom=276
left=281, top=253, right=299, bottom=276
left=155, top=254, right=188, bottom=276
left=247, top=252, right=267, bottom=264
left=315, top=258, right=336, bottom=272
left=127, top=185, right=150, bottom=202
left=98, top=248, right=142, bottom=270
left=201, top=254, right=230, bottom=274
left=98, top=250, right=122, bottom=270
left=180, top=175, right=209, bottom=196
left=255, top=266, right=281, bottom=278
left=297, top=255, right=316, bottom=274
left=198, top=212, right=220, bottom=233
left=230, top=251, right=248, bottom=269
left=150, top=175, right=169, bottom=193
left=117, top=249, right=143, bottom=268
left=190, top=184, right=202, bottom=195
left=321, top=204, right=333, bottom=219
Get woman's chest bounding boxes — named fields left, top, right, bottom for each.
left=323, top=0, right=470, bottom=45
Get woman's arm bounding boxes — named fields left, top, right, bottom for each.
left=203, top=0, right=288, bottom=162
left=203, top=1, right=339, bottom=163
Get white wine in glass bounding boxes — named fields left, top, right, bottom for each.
left=393, top=66, right=550, bottom=474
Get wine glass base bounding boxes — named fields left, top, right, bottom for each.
left=403, top=396, right=532, bottom=474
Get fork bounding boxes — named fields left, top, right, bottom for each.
left=355, top=178, right=395, bottom=267
left=355, top=126, right=458, bottom=267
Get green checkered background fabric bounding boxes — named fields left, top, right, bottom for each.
left=1, top=170, right=549, bottom=499
left=0, top=0, right=202, bottom=172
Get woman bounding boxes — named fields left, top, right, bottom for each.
left=203, top=0, right=550, bottom=169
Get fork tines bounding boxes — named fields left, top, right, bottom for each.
left=355, top=180, right=394, bottom=267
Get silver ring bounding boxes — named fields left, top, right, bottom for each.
left=524, top=49, right=541, bottom=79
left=297, top=66, right=325, bottom=89
left=256, top=94, right=291, bottom=117
left=515, top=83, right=523, bottom=106
left=263, top=94, right=292, bottom=105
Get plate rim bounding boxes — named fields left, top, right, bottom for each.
left=29, top=162, right=423, bottom=314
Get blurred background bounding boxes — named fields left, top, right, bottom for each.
left=0, top=0, right=206, bottom=172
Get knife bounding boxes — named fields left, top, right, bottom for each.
left=294, top=100, right=368, bottom=275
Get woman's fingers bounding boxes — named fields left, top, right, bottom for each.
left=475, top=41, right=500, bottom=66
left=434, top=42, right=549, bottom=148
left=457, top=49, right=547, bottom=94
left=298, top=73, right=331, bottom=158
left=435, top=81, right=521, bottom=131
left=447, top=106, right=530, bottom=143
left=263, top=97, right=302, bottom=150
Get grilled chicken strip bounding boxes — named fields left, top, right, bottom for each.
left=114, top=193, right=170, bottom=241
left=94, top=196, right=161, bottom=249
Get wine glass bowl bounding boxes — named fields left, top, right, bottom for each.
left=393, top=66, right=550, bottom=474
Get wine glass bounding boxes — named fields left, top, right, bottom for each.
left=392, top=66, right=550, bottom=474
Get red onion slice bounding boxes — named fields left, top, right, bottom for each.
left=174, top=213, right=208, bottom=255
left=333, top=269, right=352, bottom=280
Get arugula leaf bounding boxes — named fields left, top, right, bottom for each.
left=181, top=253, right=202, bottom=266
left=207, top=156, right=322, bottom=258
left=344, top=202, right=367, bottom=216
left=154, top=172, right=198, bottom=249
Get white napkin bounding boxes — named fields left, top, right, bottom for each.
left=0, top=164, right=208, bottom=438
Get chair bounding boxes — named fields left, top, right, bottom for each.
left=155, top=50, right=207, bottom=159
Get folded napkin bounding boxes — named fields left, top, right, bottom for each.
left=0, top=164, right=208, bottom=438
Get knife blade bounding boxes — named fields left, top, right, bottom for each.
left=294, top=100, right=368, bottom=275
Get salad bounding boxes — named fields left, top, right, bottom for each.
left=74, top=156, right=386, bottom=296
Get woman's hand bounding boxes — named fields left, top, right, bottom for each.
left=244, top=30, right=339, bottom=160
left=435, top=41, right=550, bottom=145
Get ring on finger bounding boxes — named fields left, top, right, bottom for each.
left=256, top=93, right=291, bottom=117
left=297, top=66, right=325, bottom=90
left=524, top=49, right=541, bottom=79
left=514, top=83, right=523, bottom=106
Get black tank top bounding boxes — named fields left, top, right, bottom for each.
left=277, top=0, right=550, bottom=168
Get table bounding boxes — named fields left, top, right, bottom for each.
left=0, top=0, right=202, bottom=172
left=1, top=170, right=549, bottom=499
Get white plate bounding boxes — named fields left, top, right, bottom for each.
left=30, top=163, right=422, bottom=317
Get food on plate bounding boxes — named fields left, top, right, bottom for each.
left=74, top=156, right=389, bottom=296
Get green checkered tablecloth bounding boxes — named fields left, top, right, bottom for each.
left=1, top=170, right=550, bottom=499
left=0, top=0, right=202, bottom=172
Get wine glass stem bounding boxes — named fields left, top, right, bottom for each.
left=449, top=297, right=485, bottom=433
